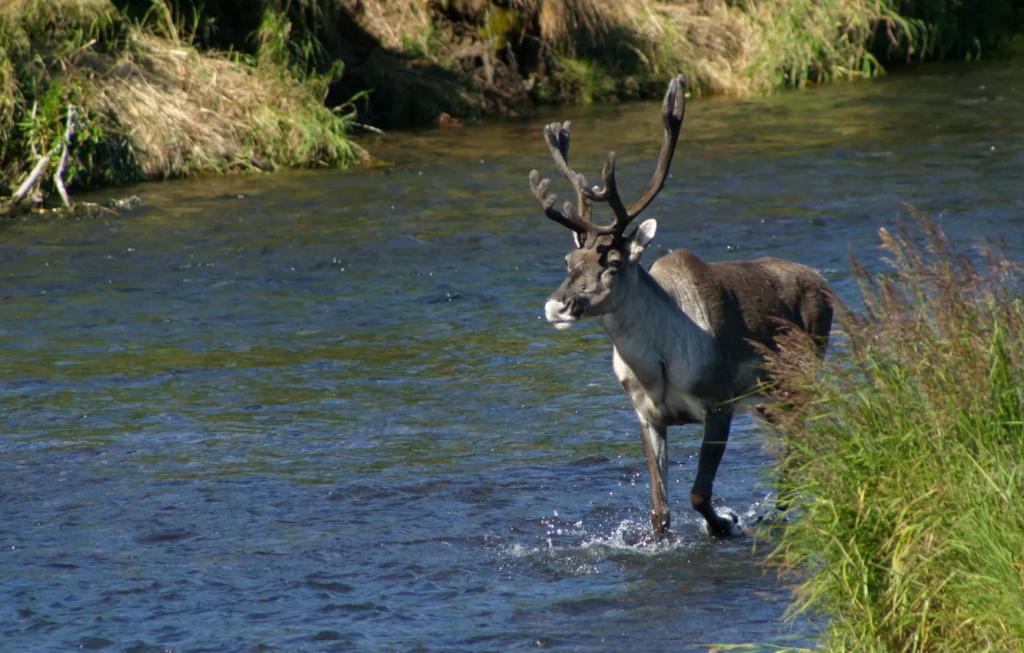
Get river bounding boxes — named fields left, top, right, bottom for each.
left=2, top=60, right=1022, bottom=651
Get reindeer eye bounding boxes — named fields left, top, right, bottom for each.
left=607, top=256, right=623, bottom=269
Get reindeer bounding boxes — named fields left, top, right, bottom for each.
left=529, top=75, right=833, bottom=538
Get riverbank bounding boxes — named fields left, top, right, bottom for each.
left=763, top=213, right=1024, bottom=651
left=0, top=0, right=362, bottom=216
left=2, top=0, right=1022, bottom=214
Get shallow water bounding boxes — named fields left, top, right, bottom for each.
left=2, top=61, right=1023, bottom=652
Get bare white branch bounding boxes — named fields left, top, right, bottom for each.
left=53, top=105, right=78, bottom=207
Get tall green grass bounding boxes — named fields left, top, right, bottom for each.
left=763, top=211, right=1024, bottom=651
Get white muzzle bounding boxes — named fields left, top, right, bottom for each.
left=545, top=298, right=576, bottom=330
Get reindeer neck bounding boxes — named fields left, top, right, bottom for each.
left=599, top=265, right=702, bottom=373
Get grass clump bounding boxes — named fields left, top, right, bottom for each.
left=1, top=0, right=361, bottom=214
left=763, top=210, right=1024, bottom=651
left=85, top=22, right=359, bottom=180
left=739, top=0, right=889, bottom=88
left=0, top=0, right=132, bottom=200
left=482, top=0, right=908, bottom=104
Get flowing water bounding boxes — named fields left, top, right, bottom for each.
left=2, top=61, right=1023, bottom=652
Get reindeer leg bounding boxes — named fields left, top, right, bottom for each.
left=639, top=419, right=671, bottom=538
left=691, top=406, right=741, bottom=537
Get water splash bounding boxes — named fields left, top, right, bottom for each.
left=499, top=494, right=786, bottom=578
left=497, top=516, right=708, bottom=580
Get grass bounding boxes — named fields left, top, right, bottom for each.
left=84, top=25, right=359, bottom=179
left=3, top=1, right=1021, bottom=207
left=559, top=57, right=617, bottom=103
left=1, top=0, right=362, bottom=214
left=0, top=1, right=127, bottom=195
left=502, top=0, right=901, bottom=99
left=761, top=210, right=1024, bottom=651
left=433, top=0, right=1020, bottom=107
left=299, top=0, right=916, bottom=120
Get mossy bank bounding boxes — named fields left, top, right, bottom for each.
left=2, top=0, right=1022, bottom=214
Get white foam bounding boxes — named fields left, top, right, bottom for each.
left=499, top=496, right=786, bottom=573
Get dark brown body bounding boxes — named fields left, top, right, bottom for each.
left=653, top=250, right=834, bottom=392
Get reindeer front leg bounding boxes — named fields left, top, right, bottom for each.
left=639, top=418, right=671, bottom=538
left=691, top=406, right=742, bottom=537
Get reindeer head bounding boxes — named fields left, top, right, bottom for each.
left=529, top=75, right=687, bottom=330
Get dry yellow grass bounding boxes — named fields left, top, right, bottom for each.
left=338, top=0, right=432, bottom=51
left=561, top=0, right=885, bottom=95
left=86, top=34, right=250, bottom=177
left=4, top=0, right=113, bottom=20
left=1, top=0, right=361, bottom=206
left=85, top=31, right=361, bottom=179
left=423, top=0, right=891, bottom=97
left=327, top=0, right=814, bottom=97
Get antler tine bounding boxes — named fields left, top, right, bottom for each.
left=580, top=74, right=687, bottom=239
left=582, top=151, right=630, bottom=234
left=625, top=74, right=687, bottom=218
left=543, top=122, right=593, bottom=222
left=529, top=169, right=594, bottom=234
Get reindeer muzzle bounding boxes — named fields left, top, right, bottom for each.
left=544, top=297, right=581, bottom=330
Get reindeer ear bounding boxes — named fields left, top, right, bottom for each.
left=628, top=219, right=657, bottom=262
left=572, top=231, right=585, bottom=248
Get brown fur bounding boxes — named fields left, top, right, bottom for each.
left=653, top=250, right=833, bottom=366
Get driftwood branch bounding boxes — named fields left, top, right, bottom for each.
left=10, top=155, right=50, bottom=206
left=7, top=104, right=77, bottom=210
left=53, top=105, right=77, bottom=207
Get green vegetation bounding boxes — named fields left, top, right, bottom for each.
left=0, top=0, right=361, bottom=216
left=762, top=212, right=1024, bottom=651
left=338, top=0, right=1022, bottom=112
left=0, top=1, right=128, bottom=202
left=2, top=1, right=1022, bottom=212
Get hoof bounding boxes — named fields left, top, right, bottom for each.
left=700, top=508, right=744, bottom=538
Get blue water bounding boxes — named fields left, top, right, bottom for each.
left=2, top=60, right=1022, bottom=652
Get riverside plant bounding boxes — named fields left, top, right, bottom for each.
left=761, top=211, right=1024, bottom=652
left=0, top=0, right=361, bottom=213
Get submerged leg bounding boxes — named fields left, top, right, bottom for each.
left=639, top=419, right=670, bottom=538
left=690, top=406, right=741, bottom=537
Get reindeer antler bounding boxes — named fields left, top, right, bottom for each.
left=529, top=74, right=687, bottom=246
left=586, top=74, right=686, bottom=235
left=529, top=121, right=597, bottom=238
